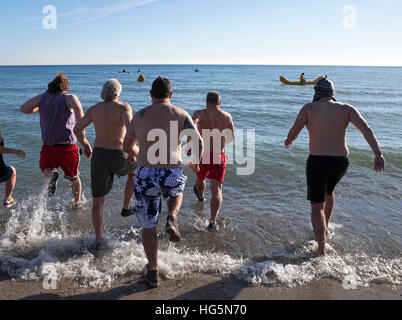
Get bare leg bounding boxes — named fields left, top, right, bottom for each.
left=142, top=227, right=158, bottom=271
left=92, top=195, right=107, bottom=243
left=166, top=193, right=184, bottom=242
left=123, top=174, right=135, bottom=210
left=209, top=179, right=223, bottom=224
left=167, top=193, right=184, bottom=219
left=195, top=178, right=207, bottom=199
left=4, top=166, right=16, bottom=202
left=324, top=193, right=335, bottom=227
left=70, top=177, right=82, bottom=205
left=43, top=168, right=56, bottom=179
left=311, top=202, right=327, bottom=256
left=44, top=168, right=59, bottom=197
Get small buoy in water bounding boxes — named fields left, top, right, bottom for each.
left=137, top=75, right=146, bottom=82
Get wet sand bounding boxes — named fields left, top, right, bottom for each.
left=0, top=272, right=400, bottom=300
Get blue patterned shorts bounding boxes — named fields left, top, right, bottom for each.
left=134, top=167, right=187, bottom=229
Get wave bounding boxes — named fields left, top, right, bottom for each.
left=0, top=188, right=400, bottom=289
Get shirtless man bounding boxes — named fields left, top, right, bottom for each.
left=123, top=77, right=203, bottom=287
left=74, top=79, right=138, bottom=249
left=20, top=73, right=84, bottom=205
left=285, top=77, right=385, bottom=256
left=191, top=91, right=235, bottom=231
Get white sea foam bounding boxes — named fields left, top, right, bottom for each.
left=0, top=188, right=400, bottom=289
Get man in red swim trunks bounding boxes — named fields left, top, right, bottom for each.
left=20, top=73, right=85, bottom=205
left=190, top=91, right=235, bottom=231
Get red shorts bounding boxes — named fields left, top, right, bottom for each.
left=197, top=153, right=227, bottom=184
left=40, top=145, right=81, bottom=180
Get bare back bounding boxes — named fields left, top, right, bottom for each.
left=89, top=101, right=132, bottom=150
left=132, top=103, right=189, bottom=168
left=286, top=96, right=385, bottom=173
left=306, top=100, right=351, bottom=156
left=193, top=108, right=234, bottom=153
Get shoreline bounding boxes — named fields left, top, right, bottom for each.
left=0, top=273, right=400, bottom=300
left=1, top=64, right=402, bottom=68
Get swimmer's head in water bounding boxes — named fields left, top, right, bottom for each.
left=101, top=78, right=122, bottom=102
left=48, top=73, right=69, bottom=95
left=207, top=91, right=221, bottom=106
left=151, top=77, right=172, bottom=100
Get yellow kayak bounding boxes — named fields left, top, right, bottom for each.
left=280, top=76, right=323, bottom=85
left=137, top=75, right=146, bottom=82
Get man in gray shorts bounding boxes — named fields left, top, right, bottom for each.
left=74, top=79, right=139, bottom=249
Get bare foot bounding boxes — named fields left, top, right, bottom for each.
left=166, top=216, right=182, bottom=242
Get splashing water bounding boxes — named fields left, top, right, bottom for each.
left=0, top=187, right=400, bottom=289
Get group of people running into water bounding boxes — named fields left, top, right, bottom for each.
left=0, top=73, right=385, bottom=287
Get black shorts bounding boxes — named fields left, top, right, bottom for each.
left=0, top=165, right=13, bottom=183
left=306, top=155, right=349, bottom=204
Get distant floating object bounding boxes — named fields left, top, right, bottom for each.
left=137, top=74, right=146, bottom=82
left=122, top=69, right=128, bottom=74
left=194, top=69, right=200, bottom=72
left=280, top=76, right=323, bottom=85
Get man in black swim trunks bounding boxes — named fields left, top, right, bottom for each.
left=284, top=77, right=385, bottom=256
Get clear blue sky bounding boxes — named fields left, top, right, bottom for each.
left=1, top=0, right=401, bottom=66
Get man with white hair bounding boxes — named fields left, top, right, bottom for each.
left=74, top=79, right=139, bottom=250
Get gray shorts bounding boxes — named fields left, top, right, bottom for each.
left=91, top=147, right=137, bottom=198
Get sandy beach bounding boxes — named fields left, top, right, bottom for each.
left=0, top=272, right=400, bottom=300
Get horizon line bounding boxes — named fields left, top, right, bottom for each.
left=1, top=63, right=401, bottom=68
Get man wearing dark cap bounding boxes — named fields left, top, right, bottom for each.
left=284, top=77, right=385, bottom=256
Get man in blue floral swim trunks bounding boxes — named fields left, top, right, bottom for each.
left=123, top=77, right=204, bottom=287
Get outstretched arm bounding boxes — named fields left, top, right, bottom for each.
left=20, top=95, right=42, bottom=114
left=122, top=105, right=139, bottom=162
left=187, top=111, right=201, bottom=155
left=192, top=110, right=202, bottom=125
left=73, top=109, right=93, bottom=158
left=225, top=115, right=235, bottom=145
left=349, top=107, right=385, bottom=172
left=285, top=105, right=308, bottom=148
left=123, top=116, right=139, bottom=161
left=183, top=114, right=204, bottom=173
left=0, top=130, right=25, bottom=158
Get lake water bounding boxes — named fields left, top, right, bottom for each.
left=0, top=65, right=400, bottom=288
